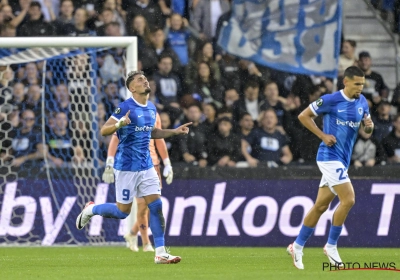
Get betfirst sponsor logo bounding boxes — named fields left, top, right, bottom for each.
left=1, top=182, right=399, bottom=245
left=336, top=119, right=361, bottom=128
left=135, top=126, right=153, bottom=132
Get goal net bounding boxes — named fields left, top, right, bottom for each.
left=0, top=37, right=137, bottom=245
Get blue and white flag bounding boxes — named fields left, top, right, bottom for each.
left=218, top=0, right=342, bottom=78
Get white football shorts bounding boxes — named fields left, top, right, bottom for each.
left=114, top=167, right=161, bottom=204
left=317, top=161, right=351, bottom=195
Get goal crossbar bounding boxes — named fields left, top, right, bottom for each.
left=0, top=37, right=138, bottom=74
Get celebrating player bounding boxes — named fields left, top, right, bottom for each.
left=76, top=70, right=191, bottom=264
left=287, top=66, right=374, bottom=269
left=102, top=112, right=173, bottom=252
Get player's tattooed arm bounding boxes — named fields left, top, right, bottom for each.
left=151, top=122, right=192, bottom=139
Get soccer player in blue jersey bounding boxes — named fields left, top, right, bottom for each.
left=287, top=66, right=374, bottom=269
left=76, top=70, right=191, bottom=264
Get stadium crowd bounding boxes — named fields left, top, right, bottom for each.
left=0, top=0, right=399, bottom=170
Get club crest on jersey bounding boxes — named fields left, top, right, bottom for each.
left=316, top=98, right=323, bottom=107
left=150, top=111, right=155, bottom=119
left=358, top=107, right=363, bottom=115
left=114, top=108, right=121, bottom=114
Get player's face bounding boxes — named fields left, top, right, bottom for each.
left=131, top=74, right=151, bottom=95
left=344, top=76, right=365, bottom=99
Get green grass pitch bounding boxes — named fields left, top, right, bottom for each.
left=0, top=247, right=399, bottom=280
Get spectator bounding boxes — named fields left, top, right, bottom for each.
left=64, top=8, right=93, bottom=36
left=127, top=14, right=152, bottom=49
left=48, top=83, right=70, bottom=115
left=185, top=41, right=221, bottom=89
left=352, top=127, right=385, bottom=167
left=259, top=81, right=288, bottom=130
left=53, top=0, right=74, bottom=35
left=191, top=0, right=230, bottom=42
left=338, top=40, right=357, bottom=77
left=6, top=109, right=44, bottom=168
left=241, top=109, right=292, bottom=167
left=103, top=0, right=126, bottom=36
left=164, top=13, right=196, bottom=68
left=101, top=82, right=124, bottom=119
left=190, top=61, right=224, bottom=108
left=232, top=79, right=261, bottom=124
left=372, top=101, right=393, bottom=142
left=178, top=104, right=208, bottom=167
left=142, top=27, right=181, bottom=76
left=223, top=87, right=239, bottom=109
left=202, top=102, right=218, bottom=134
left=18, top=1, right=55, bottom=37
left=237, top=112, right=254, bottom=138
left=97, top=102, right=106, bottom=122
left=0, top=2, right=29, bottom=29
left=21, top=84, right=42, bottom=120
left=207, top=117, right=242, bottom=166
left=20, top=62, right=41, bottom=87
left=153, top=54, right=182, bottom=107
left=382, top=113, right=400, bottom=164
left=104, top=21, right=122, bottom=36
left=45, top=111, right=84, bottom=167
left=358, top=51, right=389, bottom=102
left=126, top=0, right=164, bottom=31
left=6, top=82, right=26, bottom=111
left=95, top=8, right=114, bottom=36
left=218, top=52, right=241, bottom=91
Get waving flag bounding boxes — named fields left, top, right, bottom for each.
left=218, top=0, right=342, bottom=78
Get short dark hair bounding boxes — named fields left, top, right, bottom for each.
left=244, top=79, right=260, bottom=90
left=30, top=1, right=42, bottom=9
left=158, top=53, right=172, bottom=63
left=239, top=112, right=251, bottom=121
left=125, top=70, right=145, bottom=89
left=217, top=116, right=232, bottom=125
left=344, top=66, right=365, bottom=79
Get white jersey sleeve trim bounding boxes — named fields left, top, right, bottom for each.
left=111, top=116, right=119, bottom=121
left=309, top=103, right=318, bottom=116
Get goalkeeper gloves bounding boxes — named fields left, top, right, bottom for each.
left=163, top=158, right=173, bottom=185
left=102, top=156, right=115, bottom=183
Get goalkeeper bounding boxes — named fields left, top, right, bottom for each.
left=102, top=112, right=173, bottom=252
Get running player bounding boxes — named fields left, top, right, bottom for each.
left=102, top=112, right=173, bottom=252
left=287, top=66, right=374, bottom=269
left=76, top=70, right=190, bottom=264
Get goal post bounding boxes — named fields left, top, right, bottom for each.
left=0, top=37, right=138, bottom=246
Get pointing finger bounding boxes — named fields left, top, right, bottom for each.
left=181, top=122, right=193, bottom=127
left=125, top=110, right=130, bottom=117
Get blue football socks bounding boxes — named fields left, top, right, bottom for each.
left=148, top=199, right=165, bottom=248
left=327, top=225, right=343, bottom=246
left=92, top=203, right=129, bottom=219
left=295, top=225, right=315, bottom=246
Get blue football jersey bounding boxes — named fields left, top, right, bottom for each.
left=309, top=90, right=370, bottom=168
left=111, top=97, right=157, bottom=171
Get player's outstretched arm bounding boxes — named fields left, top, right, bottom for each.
left=101, top=110, right=131, bottom=136
left=151, top=122, right=192, bottom=139
left=102, top=134, right=119, bottom=183
left=298, top=107, right=336, bottom=147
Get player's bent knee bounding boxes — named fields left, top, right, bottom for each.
left=315, top=204, right=329, bottom=213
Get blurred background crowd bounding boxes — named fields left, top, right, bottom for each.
left=0, top=0, right=399, bottom=170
